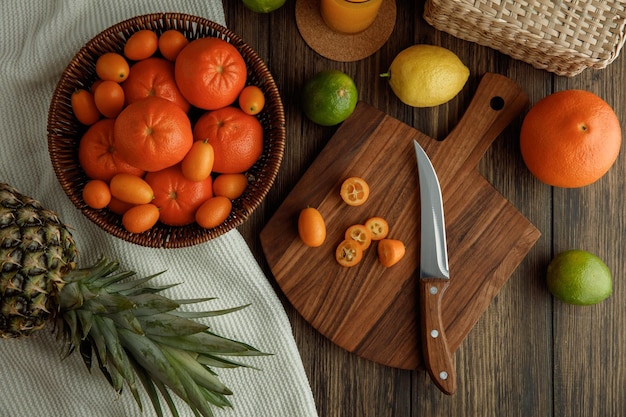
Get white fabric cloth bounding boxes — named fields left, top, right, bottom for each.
left=0, top=1, right=319, bottom=417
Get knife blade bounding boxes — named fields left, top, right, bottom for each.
left=413, top=139, right=456, bottom=395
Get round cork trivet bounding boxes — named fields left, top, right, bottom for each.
left=295, top=0, right=396, bottom=62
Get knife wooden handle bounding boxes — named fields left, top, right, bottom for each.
left=419, top=278, right=456, bottom=395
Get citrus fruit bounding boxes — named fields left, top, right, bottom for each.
left=82, top=179, right=111, bottom=209
left=122, top=203, right=160, bottom=234
left=238, top=85, right=265, bottom=115
left=344, top=224, right=372, bottom=250
left=71, top=89, right=101, bottom=125
left=114, top=96, right=193, bottom=172
left=547, top=249, right=612, bottom=305
left=145, top=165, right=213, bottom=226
left=298, top=207, right=326, bottom=248
left=109, top=173, right=154, bottom=205
left=335, top=239, right=363, bottom=267
left=122, top=57, right=190, bottom=112
left=95, top=52, right=130, bottom=82
left=364, top=216, right=389, bottom=240
left=242, top=0, right=286, bottom=13
left=302, top=70, right=358, bottom=126
left=195, top=196, right=232, bottom=229
left=158, top=30, right=189, bottom=61
left=174, top=37, right=247, bottom=110
left=93, top=80, right=125, bottom=118
left=520, top=90, right=621, bottom=188
left=124, top=29, right=158, bottom=61
left=192, top=106, right=263, bottom=174
left=181, top=140, right=214, bottom=182
left=78, top=119, right=145, bottom=182
left=212, top=173, right=248, bottom=199
left=377, top=239, right=406, bottom=267
left=340, top=176, right=369, bottom=206
left=380, top=44, right=469, bottom=107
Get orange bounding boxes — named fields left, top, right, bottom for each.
left=174, top=37, right=247, bottom=110
left=82, top=179, right=111, bottom=209
left=238, top=85, right=265, bottom=115
left=122, top=57, right=190, bottom=112
left=340, top=176, right=369, bottom=206
left=109, top=173, right=154, bottom=205
left=114, top=96, right=193, bottom=172
left=145, top=165, right=213, bottom=226
left=78, top=119, right=145, bottom=182
left=71, top=89, right=101, bottom=125
left=122, top=203, right=160, bottom=233
left=212, top=173, right=248, bottom=199
left=520, top=90, right=622, bottom=188
left=124, top=29, right=158, bottom=61
left=95, top=52, right=130, bottom=82
left=195, top=196, right=232, bottom=229
left=377, top=239, right=406, bottom=267
left=158, top=30, right=189, bottom=61
left=93, top=80, right=125, bottom=118
left=298, top=207, right=326, bottom=247
left=193, top=106, right=263, bottom=174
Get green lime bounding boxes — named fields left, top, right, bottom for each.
left=242, top=0, right=286, bottom=13
left=302, top=70, right=358, bottom=127
left=547, top=249, right=612, bottom=306
left=380, top=44, right=469, bottom=108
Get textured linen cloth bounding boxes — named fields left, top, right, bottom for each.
left=0, top=1, right=319, bottom=417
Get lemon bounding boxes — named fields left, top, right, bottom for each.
left=302, top=70, right=358, bottom=126
left=381, top=44, right=469, bottom=108
left=547, top=249, right=612, bottom=306
left=242, top=0, right=286, bottom=13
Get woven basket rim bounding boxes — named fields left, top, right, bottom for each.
left=47, top=13, right=285, bottom=248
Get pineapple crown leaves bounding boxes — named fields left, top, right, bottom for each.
left=56, top=257, right=269, bottom=417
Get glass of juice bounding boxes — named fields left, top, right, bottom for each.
left=320, top=0, right=384, bottom=34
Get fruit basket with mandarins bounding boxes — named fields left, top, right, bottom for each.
left=47, top=13, right=285, bottom=248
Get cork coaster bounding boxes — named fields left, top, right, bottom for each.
left=295, top=0, right=396, bottom=62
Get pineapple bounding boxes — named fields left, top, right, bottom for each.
left=0, top=182, right=265, bottom=417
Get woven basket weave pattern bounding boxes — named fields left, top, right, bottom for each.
left=424, top=0, right=626, bottom=76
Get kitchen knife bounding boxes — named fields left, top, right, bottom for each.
left=414, top=139, right=456, bottom=395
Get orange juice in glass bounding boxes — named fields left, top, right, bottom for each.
left=320, top=0, right=384, bottom=34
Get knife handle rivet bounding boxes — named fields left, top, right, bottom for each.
left=429, top=286, right=438, bottom=295
left=430, top=329, right=439, bottom=338
left=439, top=371, right=449, bottom=380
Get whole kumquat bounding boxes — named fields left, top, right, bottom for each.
left=109, top=173, right=154, bottom=205
left=212, top=173, right=248, bottom=199
left=238, top=85, right=265, bottom=115
left=335, top=239, right=363, bottom=267
left=298, top=207, right=326, bottom=248
left=122, top=203, right=160, bottom=234
left=107, top=196, right=135, bottom=215
left=158, top=29, right=189, bottom=61
left=71, top=89, right=101, bottom=125
left=82, top=179, right=111, bottom=209
left=377, top=238, right=406, bottom=267
left=181, top=139, right=214, bottom=182
left=340, top=176, right=369, bottom=206
left=344, top=224, right=372, bottom=250
left=93, top=80, right=125, bottom=118
left=95, top=52, right=130, bottom=82
left=365, top=216, right=389, bottom=240
left=195, top=196, right=232, bottom=229
left=124, top=29, right=158, bottom=61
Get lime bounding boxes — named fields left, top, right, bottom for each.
left=242, top=0, right=286, bottom=13
left=380, top=44, right=469, bottom=108
left=546, top=249, right=612, bottom=306
left=302, top=70, right=358, bottom=126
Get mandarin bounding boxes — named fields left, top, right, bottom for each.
left=520, top=90, right=621, bottom=188
left=145, top=165, right=213, bottom=226
left=122, top=57, right=190, bottom=112
left=78, top=118, right=144, bottom=182
left=114, top=96, right=193, bottom=172
left=193, top=106, right=263, bottom=174
left=174, top=37, right=247, bottom=110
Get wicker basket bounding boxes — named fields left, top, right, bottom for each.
left=424, top=0, right=626, bottom=77
left=47, top=13, right=285, bottom=248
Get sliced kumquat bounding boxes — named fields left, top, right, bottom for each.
left=109, top=173, right=154, bottom=205
left=377, top=238, right=406, bottom=267
left=122, top=203, right=160, bottom=234
left=335, top=239, right=364, bottom=267
left=340, top=176, right=369, bottom=206
left=82, top=179, right=111, bottom=209
left=298, top=207, right=326, bottom=248
left=365, top=216, right=389, bottom=240
left=71, top=89, right=101, bottom=125
left=344, top=224, right=372, bottom=250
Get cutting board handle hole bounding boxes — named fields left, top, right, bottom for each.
left=490, top=96, right=505, bottom=111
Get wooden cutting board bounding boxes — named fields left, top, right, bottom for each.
left=260, top=73, right=541, bottom=370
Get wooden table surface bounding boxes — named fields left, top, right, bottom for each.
left=223, top=1, right=626, bottom=416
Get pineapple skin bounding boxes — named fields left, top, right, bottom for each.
left=0, top=182, right=77, bottom=338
